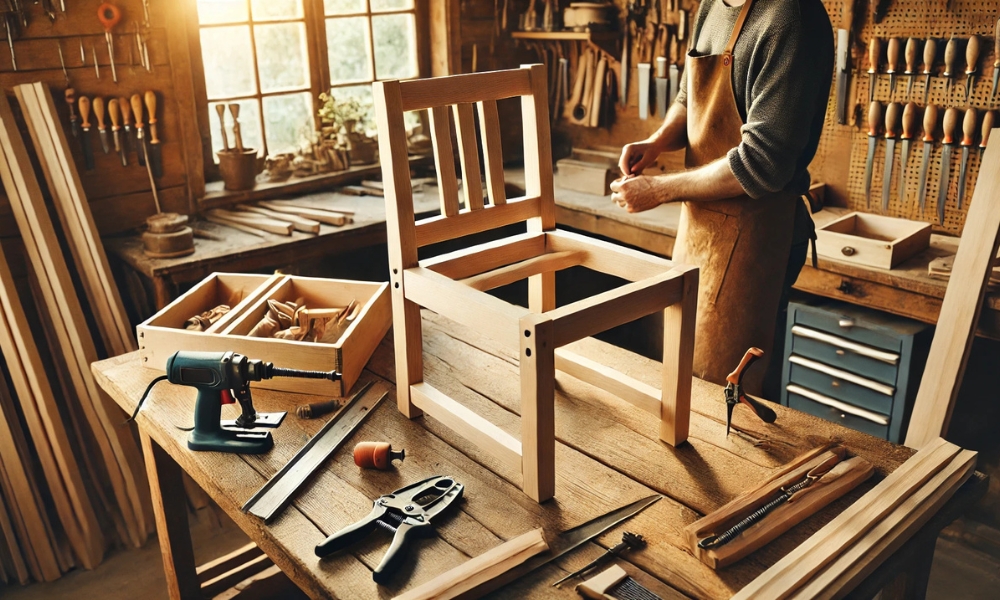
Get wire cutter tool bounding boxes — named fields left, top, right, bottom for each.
left=315, top=475, right=464, bottom=584
left=724, top=347, right=777, bottom=436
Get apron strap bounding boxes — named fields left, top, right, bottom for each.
left=724, top=0, right=755, bottom=55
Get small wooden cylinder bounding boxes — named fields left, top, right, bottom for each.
left=217, top=149, right=258, bottom=191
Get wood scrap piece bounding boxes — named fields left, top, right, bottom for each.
left=256, top=201, right=351, bottom=226
left=393, top=528, right=548, bottom=600
left=257, top=198, right=356, bottom=215
left=905, top=139, right=1000, bottom=448
left=203, top=214, right=268, bottom=237
left=233, top=205, right=321, bottom=233
left=207, top=209, right=294, bottom=235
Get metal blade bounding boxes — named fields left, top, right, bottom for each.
left=114, top=131, right=128, bottom=166
left=937, top=144, right=953, bottom=224
left=619, top=29, right=629, bottom=108
left=917, top=142, right=932, bottom=215
left=898, top=139, right=911, bottom=204
left=993, top=67, right=999, bottom=98
left=99, top=130, right=109, bottom=154
left=958, top=147, right=970, bottom=209
left=80, top=128, right=95, bottom=170
left=882, top=138, right=896, bottom=211
left=136, top=128, right=146, bottom=166
left=835, top=29, right=849, bottom=125
left=122, top=124, right=132, bottom=154
left=864, top=136, right=877, bottom=208
left=906, top=75, right=915, bottom=100
left=869, top=73, right=876, bottom=103
left=924, top=76, right=932, bottom=105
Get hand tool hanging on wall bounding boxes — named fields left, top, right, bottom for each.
left=77, top=95, right=96, bottom=170
left=993, top=19, right=1000, bottom=99
left=882, top=102, right=901, bottom=211
left=904, top=38, right=919, bottom=100
left=108, top=99, right=127, bottom=166
left=97, top=3, right=120, bottom=83
left=937, top=107, right=959, bottom=224
left=589, top=56, right=607, bottom=128
left=898, top=102, right=919, bottom=204
left=3, top=11, right=18, bottom=71
left=980, top=110, right=994, bottom=157
left=64, top=88, right=79, bottom=139
left=886, top=38, right=900, bottom=100
left=243, top=381, right=384, bottom=521
left=965, top=35, right=980, bottom=104
left=864, top=100, right=882, bottom=207
left=724, top=348, right=777, bottom=436
left=620, top=14, right=630, bottom=108
left=315, top=476, right=464, bottom=583
left=353, top=441, right=404, bottom=470
left=943, top=37, right=959, bottom=99
left=867, top=38, right=880, bottom=103
left=922, top=37, right=937, bottom=105
left=141, top=0, right=152, bottom=70
left=92, top=45, right=100, bottom=79
left=118, top=96, right=134, bottom=157
left=131, top=93, right=146, bottom=166
left=957, top=107, right=977, bottom=209
left=93, top=97, right=110, bottom=154
left=834, top=5, right=853, bottom=125
left=145, top=91, right=162, bottom=177
left=57, top=42, right=70, bottom=85
left=917, top=104, right=938, bottom=216
left=552, top=532, right=646, bottom=587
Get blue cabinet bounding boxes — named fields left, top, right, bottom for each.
left=780, top=300, right=931, bottom=443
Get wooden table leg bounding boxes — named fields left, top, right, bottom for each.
left=141, top=432, right=201, bottom=599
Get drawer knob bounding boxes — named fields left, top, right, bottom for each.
left=841, top=246, right=856, bottom=256
left=836, top=349, right=846, bottom=356
left=841, top=413, right=847, bottom=419
left=831, top=380, right=841, bottom=388
left=838, top=318, right=855, bottom=328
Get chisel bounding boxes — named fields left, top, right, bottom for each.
left=992, top=18, right=1000, bottom=99
left=64, top=88, right=79, bottom=139
left=119, top=96, right=134, bottom=157
left=882, top=102, right=901, bottom=211
left=980, top=110, right=995, bottom=157
left=868, top=38, right=881, bottom=103
left=655, top=56, right=668, bottom=118
left=904, top=38, right=919, bottom=100
left=131, top=93, right=147, bottom=167
left=917, top=104, right=938, bottom=216
left=145, top=91, right=163, bottom=178
left=937, top=107, right=959, bottom=224
left=922, top=37, right=937, bottom=105
left=93, top=96, right=110, bottom=154
left=943, top=37, right=958, bottom=99
left=886, top=38, right=900, bottom=99
left=77, top=96, right=96, bottom=170
left=864, top=100, right=882, bottom=208
left=898, top=102, right=919, bottom=205
left=957, top=107, right=977, bottom=209
left=965, top=35, right=980, bottom=104
left=109, top=98, right=127, bottom=166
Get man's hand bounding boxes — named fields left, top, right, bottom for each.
left=618, top=140, right=663, bottom=176
left=610, top=176, right=668, bottom=213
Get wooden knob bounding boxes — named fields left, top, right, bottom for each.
left=92, top=97, right=106, bottom=130
left=923, top=37, right=937, bottom=74
left=943, top=37, right=958, bottom=76
left=942, top=107, right=960, bottom=144
left=966, top=34, right=980, bottom=74
left=981, top=110, right=995, bottom=149
left=108, top=98, right=121, bottom=130
left=962, top=107, right=978, bottom=146
left=886, top=38, right=900, bottom=73
left=228, top=103, right=240, bottom=120
left=905, top=37, right=919, bottom=73
left=923, top=104, right=939, bottom=142
left=868, top=38, right=881, bottom=74
left=78, top=96, right=91, bottom=129
left=901, top=102, right=920, bottom=139
left=130, top=94, right=144, bottom=127
left=884, top=102, right=901, bottom=138
left=868, top=100, right=883, bottom=137
left=119, top=96, right=132, bottom=125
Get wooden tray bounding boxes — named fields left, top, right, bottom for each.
left=814, top=212, right=931, bottom=269
left=137, top=273, right=391, bottom=396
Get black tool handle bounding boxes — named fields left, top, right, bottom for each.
left=373, top=522, right=425, bottom=585
left=740, top=394, right=777, bottom=424
left=315, top=508, right=380, bottom=557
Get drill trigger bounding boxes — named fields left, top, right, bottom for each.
left=220, top=389, right=236, bottom=405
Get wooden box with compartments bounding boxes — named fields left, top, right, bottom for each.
left=814, top=212, right=931, bottom=269
left=137, top=272, right=391, bottom=396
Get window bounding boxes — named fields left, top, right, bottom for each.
left=196, top=0, right=421, bottom=164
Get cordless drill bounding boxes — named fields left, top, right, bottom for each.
left=132, top=351, right=340, bottom=454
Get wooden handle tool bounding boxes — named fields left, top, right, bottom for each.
left=981, top=110, right=995, bottom=152
left=65, top=88, right=77, bottom=120
left=215, top=103, right=229, bottom=151
left=108, top=98, right=125, bottom=164
left=917, top=104, right=938, bottom=215
left=884, top=101, right=901, bottom=139
left=961, top=107, right=978, bottom=147
left=923, top=103, right=938, bottom=143
left=942, top=106, right=959, bottom=145
left=943, top=36, right=959, bottom=97
left=144, top=90, right=159, bottom=144
left=131, top=93, right=144, bottom=131
left=724, top=347, right=776, bottom=436
left=993, top=18, right=1000, bottom=98
left=78, top=96, right=91, bottom=131
left=864, top=100, right=882, bottom=206
left=904, top=37, right=919, bottom=99
left=901, top=102, right=919, bottom=140
left=93, top=96, right=110, bottom=154
left=922, top=37, right=937, bottom=104
left=229, top=102, right=244, bottom=151
left=965, top=34, right=981, bottom=103
left=868, top=38, right=881, bottom=103
left=886, top=37, right=900, bottom=97
left=118, top=95, right=131, bottom=127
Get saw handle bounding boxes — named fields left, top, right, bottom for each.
left=726, top=347, right=763, bottom=386
left=962, top=107, right=978, bottom=147
left=901, top=102, right=919, bottom=140
left=923, top=104, right=939, bottom=142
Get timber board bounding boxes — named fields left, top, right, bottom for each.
left=93, top=311, right=922, bottom=599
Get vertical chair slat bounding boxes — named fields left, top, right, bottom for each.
left=452, top=103, right=484, bottom=210
left=429, top=105, right=460, bottom=217
left=477, top=99, right=506, bottom=205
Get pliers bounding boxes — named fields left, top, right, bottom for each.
left=315, top=475, right=464, bottom=584
left=724, top=347, right=777, bottom=436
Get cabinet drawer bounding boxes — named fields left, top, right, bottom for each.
left=787, top=355, right=893, bottom=416
left=790, top=325, right=899, bottom=386
left=786, top=385, right=889, bottom=439
left=794, top=308, right=901, bottom=353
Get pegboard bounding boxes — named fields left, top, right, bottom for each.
left=814, top=0, right=1000, bottom=236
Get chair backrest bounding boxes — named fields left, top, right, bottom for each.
left=374, top=64, right=555, bottom=270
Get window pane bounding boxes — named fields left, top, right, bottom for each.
left=324, top=0, right=365, bottom=15
left=372, top=13, right=417, bottom=79
left=255, top=22, right=310, bottom=93
left=201, top=26, right=257, bottom=98
left=209, top=99, right=264, bottom=159
left=327, top=17, right=372, bottom=84
left=325, top=84, right=374, bottom=133
left=263, top=93, right=314, bottom=155
left=250, top=0, right=303, bottom=20
left=371, top=0, right=414, bottom=12
left=197, top=0, right=248, bottom=25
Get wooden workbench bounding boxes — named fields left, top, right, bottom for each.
left=91, top=312, right=985, bottom=599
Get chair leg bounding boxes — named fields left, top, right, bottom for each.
left=660, top=269, right=698, bottom=446
left=520, top=314, right=555, bottom=502
left=528, top=272, right=555, bottom=313
left=393, top=298, right=424, bottom=419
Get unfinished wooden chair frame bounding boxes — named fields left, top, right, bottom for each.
left=374, top=64, right=698, bottom=502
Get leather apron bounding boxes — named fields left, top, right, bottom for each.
left=672, top=0, right=797, bottom=395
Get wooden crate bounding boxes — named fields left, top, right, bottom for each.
left=137, top=273, right=391, bottom=396
left=814, top=212, right=931, bottom=269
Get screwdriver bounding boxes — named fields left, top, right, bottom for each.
left=937, top=107, right=960, bottom=224
left=868, top=38, right=881, bottom=103
left=943, top=37, right=959, bottom=98
left=957, top=107, right=977, bottom=210
left=864, top=100, right=882, bottom=208
left=965, top=34, right=980, bottom=104
left=898, top=102, right=919, bottom=205
left=886, top=38, right=901, bottom=99
left=145, top=91, right=163, bottom=178
left=93, top=96, right=110, bottom=154
left=904, top=38, right=919, bottom=100
left=78, top=96, right=96, bottom=171
left=97, top=3, right=121, bottom=83
left=118, top=96, right=134, bottom=157
left=917, top=104, right=938, bottom=216
left=109, top=98, right=127, bottom=166
left=922, top=37, right=937, bottom=105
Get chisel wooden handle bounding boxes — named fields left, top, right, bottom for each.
left=884, top=102, right=901, bottom=137
left=145, top=91, right=159, bottom=144
left=119, top=96, right=132, bottom=127
left=726, top=347, right=763, bottom=385
left=79, top=96, right=91, bottom=130
left=868, top=38, right=880, bottom=74
left=981, top=110, right=995, bottom=149
left=904, top=38, right=919, bottom=73
left=943, top=37, right=958, bottom=76
left=215, top=103, right=229, bottom=151
left=93, top=96, right=106, bottom=130
left=901, top=102, right=919, bottom=139
left=995, top=20, right=1000, bottom=69
left=922, top=37, right=937, bottom=74
left=886, top=38, right=900, bottom=74
left=923, top=104, right=938, bottom=142
left=131, top=93, right=144, bottom=130
left=868, top=100, right=882, bottom=136
left=65, top=88, right=77, bottom=119
left=962, top=107, right=978, bottom=146
left=109, top=98, right=121, bottom=132
left=942, top=107, right=959, bottom=144
left=966, top=35, right=980, bottom=75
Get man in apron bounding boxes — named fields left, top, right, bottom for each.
left=610, top=0, right=833, bottom=395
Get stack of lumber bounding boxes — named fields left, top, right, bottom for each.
left=0, top=82, right=153, bottom=583
left=205, top=200, right=354, bottom=236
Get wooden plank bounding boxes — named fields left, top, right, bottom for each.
left=555, top=348, right=660, bottom=416
left=460, top=250, right=585, bottom=291
left=207, top=210, right=294, bottom=235
left=0, top=485, right=29, bottom=584
left=414, top=196, right=542, bottom=248
left=203, top=214, right=268, bottom=237
left=421, top=232, right=546, bottom=279
left=197, top=543, right=264, bottom=583
left=520, top=64, right=556, bottom=314
left=452, top=103, right=484, bottom=210
left=255, top=202, right=349, bottom=226
left=661, top=268, right=697, bottom=447
left=410, top=382, right=522, bottom=473
left=905, top=139, right=1000, bottom=447
left=399, top=69, right=533, bottom=111
left=428, top=105, right=460, bottom=217
left=234, top=206, right=321, bottom=233
left=477, top=100, right=506, bottom=205
left=546, top=229, right=674, bottom=282
left=201, top=553, right=273, bottom=598
left=520, top=314, right=556, bottom=502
